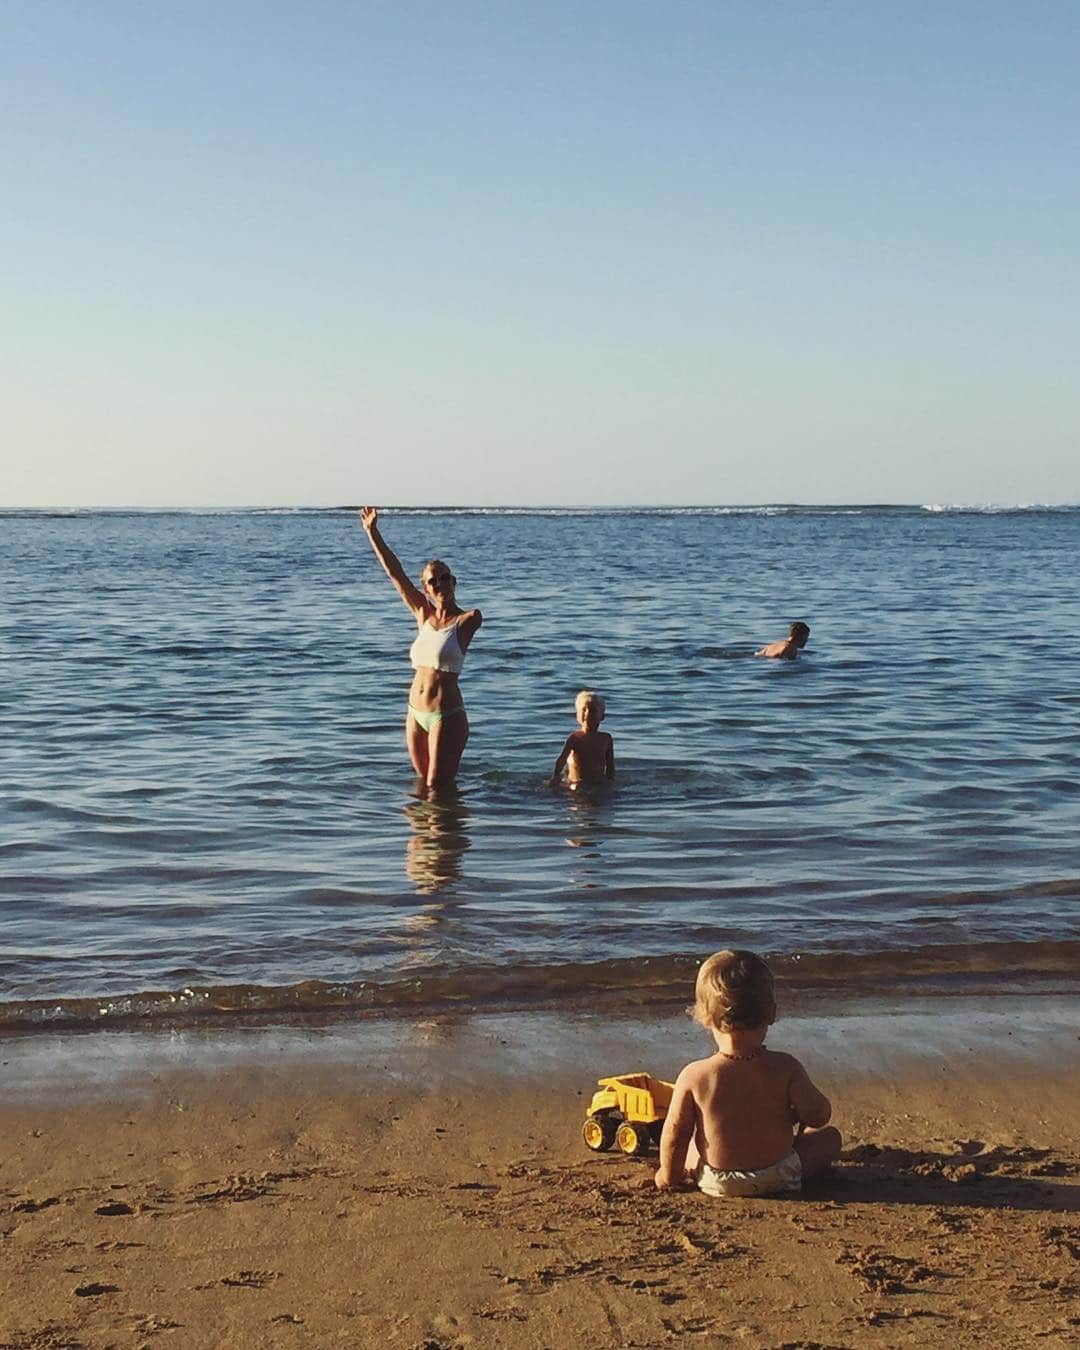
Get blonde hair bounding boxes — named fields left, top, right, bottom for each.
left=693, top=950, right=775, bottom=1031
left=575, top=689, right=605, bottom=719
left=420, top=558, right=453, bottom=581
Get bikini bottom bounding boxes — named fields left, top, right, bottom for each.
left=408, top=704, right=465, bottom=734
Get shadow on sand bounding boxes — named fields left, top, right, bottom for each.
left=811, top=1139, right=1080, bottom=1217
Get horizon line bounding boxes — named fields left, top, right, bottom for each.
left=4, top=501, right=1077, bottom=513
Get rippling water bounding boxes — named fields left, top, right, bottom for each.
left=2, top=506, right=1079, bottom=1028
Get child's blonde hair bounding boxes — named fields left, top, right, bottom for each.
left=693, top=949, right=775, bottom=1031
left=575, top=689, right=605, bottom=719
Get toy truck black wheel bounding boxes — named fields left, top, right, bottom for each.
left=582, top=1114, right=618, bottom=1151
left=615, top=1121, right=651, bottom=1157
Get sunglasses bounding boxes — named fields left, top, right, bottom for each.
left=423, top=572, right=451, bottom=586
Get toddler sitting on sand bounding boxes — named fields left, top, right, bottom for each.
left=549, top=690, right=615, bottom=786
left=654, top=949, right=841, bottom=1197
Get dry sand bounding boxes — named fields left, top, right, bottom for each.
left=1, top=1002, right=1078, bottom=1348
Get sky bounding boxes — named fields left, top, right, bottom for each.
left=3, top=2, right=1079, bottom=507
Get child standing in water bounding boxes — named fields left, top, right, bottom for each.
left=549, top=690, right=615, bottom=787
left=756, top=620, right=810, bottom=660
left=655, top=949, right=842, bottom=1197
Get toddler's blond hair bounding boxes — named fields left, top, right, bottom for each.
left=693, top=949, right=775, bottom=1031
left=575, top=689, right=605, bottom=719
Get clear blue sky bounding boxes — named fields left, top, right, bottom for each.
left=4, top=2, right=1078, bottom=506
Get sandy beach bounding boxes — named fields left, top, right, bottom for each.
left=2, top=1000, right=1078, bottom=1349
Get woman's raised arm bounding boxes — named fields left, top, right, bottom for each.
left=358, top=507, right=425, bottom=616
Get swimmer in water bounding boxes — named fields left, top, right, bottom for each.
left=549, top=690, right=615, bottom=787
left=756, top=621, right=810, bottom=661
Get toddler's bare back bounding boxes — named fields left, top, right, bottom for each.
left=686, top=1048, right=802, bottom=1171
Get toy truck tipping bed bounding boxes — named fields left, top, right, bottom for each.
left=581, top=1072, right=674, bottom=1157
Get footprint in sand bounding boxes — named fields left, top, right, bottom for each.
left=220, top=1269, right=281, bottom=1288
left=12, top=1196, right=60, bottom=1213
left=132, top=1314, right=182, bottom=1333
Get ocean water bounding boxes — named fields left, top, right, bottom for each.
left=2, top=506, right=1079, bottom=1030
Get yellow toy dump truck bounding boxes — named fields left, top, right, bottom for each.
left=582, top=1072, right=674, bottom=1157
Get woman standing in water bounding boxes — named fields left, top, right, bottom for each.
left=359, top=507, right=482, bottom=788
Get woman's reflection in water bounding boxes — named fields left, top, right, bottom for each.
left=404, top=781, right=472, bottom=898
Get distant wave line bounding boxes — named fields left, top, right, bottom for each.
left=3, top=503, right=1078, bottom=520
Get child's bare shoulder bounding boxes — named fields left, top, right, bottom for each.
left=676, top=1055, right=719, bottom=1087
left=761, top=1048, right=803, bottom=1077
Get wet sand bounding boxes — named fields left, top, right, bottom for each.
left=2, top=999, right=1078, bottom=1348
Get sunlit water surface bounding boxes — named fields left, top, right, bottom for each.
left=2, top=506, right=1078, bottom=1027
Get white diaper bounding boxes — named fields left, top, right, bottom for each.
left=695, top=1148, right=802, bottom=1198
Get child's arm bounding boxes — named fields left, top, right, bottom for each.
left=654, top=1073, right=697, bottom=1189
left=604, top=734, right=615, bottom=780
left=788, top=1060, right=832, bottom=1130
left=549, top=737, right=573, bottom=786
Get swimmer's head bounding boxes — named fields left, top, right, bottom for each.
left=692, top=949, right=776, bottom=1032
left=575, top=689, right=605, bottom=729
left=789, top=621, right=810, bottom=648
left=420, top=559, right=456, bottom=597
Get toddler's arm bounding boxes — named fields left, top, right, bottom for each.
left=788, top=1060, right=832, bottom=1130
left=654, top=1074, right=696, bottom=1189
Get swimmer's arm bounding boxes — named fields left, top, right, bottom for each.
left=787, top=1059, right=832, bottom=1130
left=549, top=736, right=574, bottom=786
left=358, top=507, right=426, bottom=616
left=604, top=734, right=615, bottom=780
left=655, top=1073, right=697, bottom=1189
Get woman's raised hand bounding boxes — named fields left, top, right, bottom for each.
left=359, top=506, right=378, bottom=532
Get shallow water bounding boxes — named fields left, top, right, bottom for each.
left=2, top=506, right=1079, bottom=1028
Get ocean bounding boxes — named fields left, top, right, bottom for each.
left=2, top=505, right=1078, bottom=1031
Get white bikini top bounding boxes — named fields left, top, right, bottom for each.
left=409, top=616, right=466, bottom=674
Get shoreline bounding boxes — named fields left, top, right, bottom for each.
left=3, top=997, right=1078, bottom=1347
left=3, top=989, right=1078, bottom=1102
left=3, top=939, right=1078, bottom=1037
